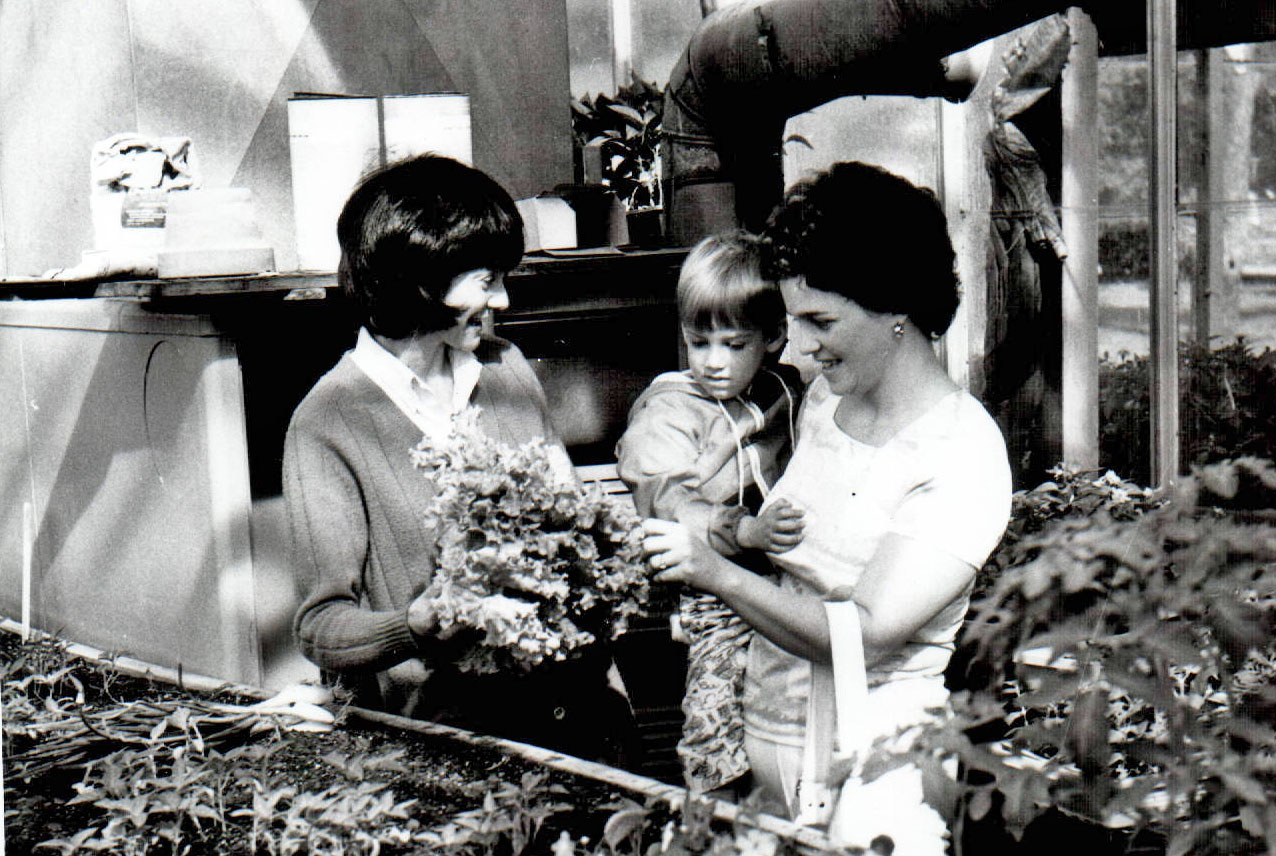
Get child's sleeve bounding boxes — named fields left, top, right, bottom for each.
left=616, top=392, right=735, bottom=550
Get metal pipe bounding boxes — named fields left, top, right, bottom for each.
left=1193, top=48, right=1227, bottom=344
left=663, top=0, right=1276, bottom=243
left=1148, top=0, right=1180, bottom=488
left=662, top=0, right=1073, bottom=240
left=1061, top=8, right=1099, bottom=470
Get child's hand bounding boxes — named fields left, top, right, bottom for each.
left=737, top=499, right=805, bottom=553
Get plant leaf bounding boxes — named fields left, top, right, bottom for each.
left=602, top=807, right=649, bottom=850
left=606, top=104, right=645, bottom=129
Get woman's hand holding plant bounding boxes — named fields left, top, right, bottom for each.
left=642, top=518, right=727, bottom=589
left=407, top=592, right=439, bottom=638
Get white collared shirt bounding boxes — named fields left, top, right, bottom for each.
left=350, top=327, right=483, bottom=442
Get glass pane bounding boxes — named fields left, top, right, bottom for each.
left=1098, top=42, right=1276, bottom=483
left=1178, top=42, right=1276, bottom=471
left=567, top=0, right=613, bottom=98
left=1093, top=50, right=1187, bottom=485
left=631, top=0, right=701, bottom=86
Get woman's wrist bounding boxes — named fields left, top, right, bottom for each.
left=697, top=548, right=739, bottom=598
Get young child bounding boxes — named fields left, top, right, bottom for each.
left=616, top=231, right=804, bottom=795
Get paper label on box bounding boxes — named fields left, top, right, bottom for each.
left=120, top=197, right=167, bottom=228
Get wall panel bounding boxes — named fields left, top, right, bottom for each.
left=0, top=0, right=571, bottom=276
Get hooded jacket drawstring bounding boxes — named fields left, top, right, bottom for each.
left=713, top=370, right=797, bottom=508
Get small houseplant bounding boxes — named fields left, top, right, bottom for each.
left=571, top=76, right=664, bottom=245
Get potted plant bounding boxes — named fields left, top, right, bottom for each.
left=571, top=76, right=664, bottom=247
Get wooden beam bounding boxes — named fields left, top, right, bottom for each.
left=1148, top=0, right=1180, bottom=488
left=939, top=37, right=998, bottom=398
left=1061, top=8, right=1099, bottom=469
left=609, top=0, right=633, bottom=90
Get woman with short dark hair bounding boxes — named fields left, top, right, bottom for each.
left=285, top=154, right=634, bottom=763
left=643, top=162, right=1012, bottom=852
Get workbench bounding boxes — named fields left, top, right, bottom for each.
left=0, top=249, right=686, bottom=692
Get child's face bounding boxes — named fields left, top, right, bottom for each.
left=682, top=324, right=774, bottom=401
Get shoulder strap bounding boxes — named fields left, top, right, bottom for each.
left=794, top=601, right=870, bottom=825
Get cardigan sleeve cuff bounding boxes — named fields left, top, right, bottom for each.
left=380, top=609, right=425, bottom=660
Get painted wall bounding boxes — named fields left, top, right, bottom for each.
left=0, top=0, right=572, bottom=276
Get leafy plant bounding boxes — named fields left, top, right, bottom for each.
left=970, top=465, right=1162, bottom=604
left=411, top=407, right=651, bottom=674
left=235, top=779, right=422, bottom=856
left=44, top=745, right=225, bottom=855
left=583, top=793, right=802, bottom=856
left=5, top=674, right=328, bottom=783
left=938, top=458, right=1276, bottom=855
left=571, top=76, right=664, bottom=211
left=418, top=770, right=572, bottom=856
left=1100, top=338, right=1276, bottom=486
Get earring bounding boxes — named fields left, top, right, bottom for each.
left=891, top=320, right=906, bottom=338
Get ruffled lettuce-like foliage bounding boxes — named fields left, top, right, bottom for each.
left=411, top=409, right=650, bottom=674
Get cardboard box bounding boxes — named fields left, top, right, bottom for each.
left=516, top=197, right=577, bottom=252
left=157, top=188, right=274, bottom=278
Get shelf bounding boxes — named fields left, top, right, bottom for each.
left=0, top=248, right=688, bottom=309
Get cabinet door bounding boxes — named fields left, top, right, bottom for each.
left=0, top=300, right=259, bottom=685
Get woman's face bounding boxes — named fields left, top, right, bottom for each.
left=780, top=277, right=897, bottom=398
left=440, top=268, right=509, bottom=352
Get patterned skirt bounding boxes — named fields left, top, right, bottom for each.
left=676, top=591, right=753, bottom=792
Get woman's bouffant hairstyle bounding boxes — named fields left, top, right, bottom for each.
left=678, top=231, right=786, bottom=342
left=760, top=161, right=960, bottom=339
left=337, top=154, right=524, bottom=339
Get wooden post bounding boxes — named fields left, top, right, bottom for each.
left=1061, top=8, right=1099, bottom=469
left=609, top=0, right=633, bottom=90
left=939, top=38, right=997, bottom=398
left=940, top=98, right=972, bottom=392
left=1148, top=0, right=1180, bottom=488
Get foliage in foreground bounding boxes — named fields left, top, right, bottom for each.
left=2, top=633, right=817, bottom=856
left=936, top=459, right=1276, bottom=856
left=12, top=459, right=1276, bottom=855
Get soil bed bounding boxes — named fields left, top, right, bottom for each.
left=2, top=629, right=820, bottom=856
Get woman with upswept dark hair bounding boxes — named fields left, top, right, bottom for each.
left=285, top=154, right=635, bottom=763
left=643, top=162, right=1012, bottom=852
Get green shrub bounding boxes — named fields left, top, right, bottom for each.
left=940, top=459, right=1276, bottom=854
left=1099, top=339, right=1276, bottom=485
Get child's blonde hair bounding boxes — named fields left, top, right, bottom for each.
left=677, top=231, right=786, bottom=341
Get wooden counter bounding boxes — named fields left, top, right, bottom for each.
left=0, top=247, right=688, bottom=695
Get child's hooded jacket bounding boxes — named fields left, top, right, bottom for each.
left=616, top=367, right=799, bottom=554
